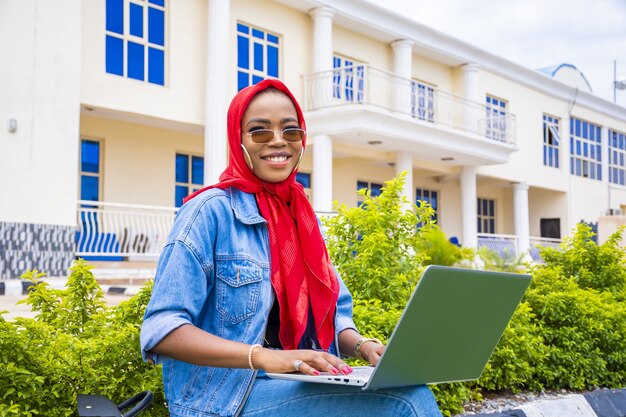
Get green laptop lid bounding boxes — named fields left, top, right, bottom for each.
left=365, top=265, right=531, bottom=390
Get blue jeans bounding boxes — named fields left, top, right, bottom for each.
left=239, top=376, right=443, bottom=417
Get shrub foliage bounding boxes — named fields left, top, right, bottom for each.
left=0, top=260, right=166, bottom=416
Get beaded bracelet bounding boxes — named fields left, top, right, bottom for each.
left=353, top=337, right=383, bottom=360
left=248, top=343, right=262, bottom=370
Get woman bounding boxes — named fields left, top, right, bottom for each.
left=140, top=79, right=442, bottom=417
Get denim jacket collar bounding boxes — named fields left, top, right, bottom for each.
left=230, top=187, right=266, bottom=225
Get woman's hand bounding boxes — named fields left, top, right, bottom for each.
left=359, top=341, right=385, bottom=366
left=253, top=348, right=353, bottom=376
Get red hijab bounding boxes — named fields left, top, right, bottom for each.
left=185, top=79, right=340, bottom=351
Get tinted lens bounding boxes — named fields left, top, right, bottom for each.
left=282, top=128, right=304, bottom=142
left=250, top=130, right=275, bottom=143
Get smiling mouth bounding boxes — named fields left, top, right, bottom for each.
left=262, top=155, right=291, bottom=163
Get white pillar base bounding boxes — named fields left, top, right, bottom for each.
left=461, top=166, right=477, bottom=248
left=513, top=182, right=530, bottom=255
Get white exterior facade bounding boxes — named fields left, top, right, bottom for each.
left=2, top=0, right=626, bottom=278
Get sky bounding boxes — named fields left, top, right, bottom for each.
left=369, top=0, right=626, bottom=107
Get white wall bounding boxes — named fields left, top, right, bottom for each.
left=0, top=0, right=81, bottom=226
left=529, top=187, right=568, bottom=237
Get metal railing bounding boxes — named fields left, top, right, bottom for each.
left=529, top=236, right=562, bottom=262
left=477, top=233, right=519, bottom=258
left=76, top=201, right=177, bottom=259
left=302, top=65, right=516, bottom=145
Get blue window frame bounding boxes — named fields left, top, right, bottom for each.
left=175, top=153, right=204, bottom=207
left=609, top=129, right=626, bottom=186
left=570, top=117, right=602, bottom=180
left=237, top=23, right=279, bottom=91
left=485, top=95, right=508, bottom=142
left=411, top=81, right=435, bottom=122
left=543, top=114, right=560, bottom=168
left=80, top=139, right=101, bottom=202
left=333, top=55, right=364, bottom=102
left=105, top=0, right=166, bottom=85
left=416, top=188, right=438, bottom=224
left=356, top=180, right=383, bottom=206
left=477, top=198, right=495, bottom=234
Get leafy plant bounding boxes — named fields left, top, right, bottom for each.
left=0, top=260, right=166, bottom=416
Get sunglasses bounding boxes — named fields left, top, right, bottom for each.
left=245, top=128, right=306, bottom=144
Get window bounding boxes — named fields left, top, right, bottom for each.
left=356, top=180, right=382, bottom=206
left=175, top=153, right=204, bottom=207
left=543, top=114, right=560, bottom=168
left=237, top=23, right=279, bottom=91
left=105, top=0, right=166, bottom=85
left=570, top=117, right=602, bottom=180
left=485, top=95, right=508, bottom=142
left=80, top=139, right=101, bottom=202
left=296, top=172, right=311, bottom=200
left=333, top=55, right=364, bottom=103
left=477, top=198, right=495, bottom=234
left=416, top=188, right=438, bottom=224
left=609, top=129, right=626, bottom=185
left=411, top=81, right=435, bottom=122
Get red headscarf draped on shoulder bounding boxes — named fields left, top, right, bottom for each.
left=185, top=79, right=340, bottom=351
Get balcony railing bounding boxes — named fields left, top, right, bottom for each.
left=477, top=233, right=519, bottom=259
left=76, top=201, right=176, bottom=259
left=302, top=65, right=516, bottom=145
left=529, top=236, right=562, bottom=262
left=75, top=200, right=561, bottom=263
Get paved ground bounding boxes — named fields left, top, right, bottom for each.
left=0, top=293, right=129, bottom=321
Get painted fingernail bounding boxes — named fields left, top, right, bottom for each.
left=313, top=370, right=320, bottom=376
left=331, top=367, right=339, bottom=375
left=342, top=366, right=351, bottom=374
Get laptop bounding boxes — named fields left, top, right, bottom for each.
left=266, top=265, right=531, bottom=390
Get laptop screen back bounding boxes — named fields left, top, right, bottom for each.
left=365, top=265, right=531, bottom=390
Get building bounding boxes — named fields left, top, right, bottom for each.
left=2, top=0, right=626, bottom=279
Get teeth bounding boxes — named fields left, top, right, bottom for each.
left=265, top=155, right=288, bottom=162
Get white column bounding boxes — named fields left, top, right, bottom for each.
left=310, top=7, right=334, bottom=108
left=513, top=182, right=530, bottom=255
left=460, top=166, right=478, bottom=247
left=461, top=63, right=480, bottom=134
left=204, top=0, right=230, bottom=185
left=310, top=7, right=334, bottom=72
left=562, top=116, right=575, bottom=233
left=395, top=152, right=413, bottom=206
left=312, top=135, right=333, bottom=212
left=391, top=39, right=413, bottom=114
left=602, top=126, right=610, bottom=212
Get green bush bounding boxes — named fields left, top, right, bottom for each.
left=324, top=175, right=626, bottom=416
left=323, top=174, right=480, bottom=415
left=0, top=260, right=166, bottom=416
left=323, top=173, right=434, bottom=330
left=525, top=224, right=626, bottom=390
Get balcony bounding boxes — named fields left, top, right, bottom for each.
left=76, top=201, right=176, bottom=260
left=302, top=65, right=517, bottom=165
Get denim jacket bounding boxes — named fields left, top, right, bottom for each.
left=140, top=187, right=357, bottom=417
